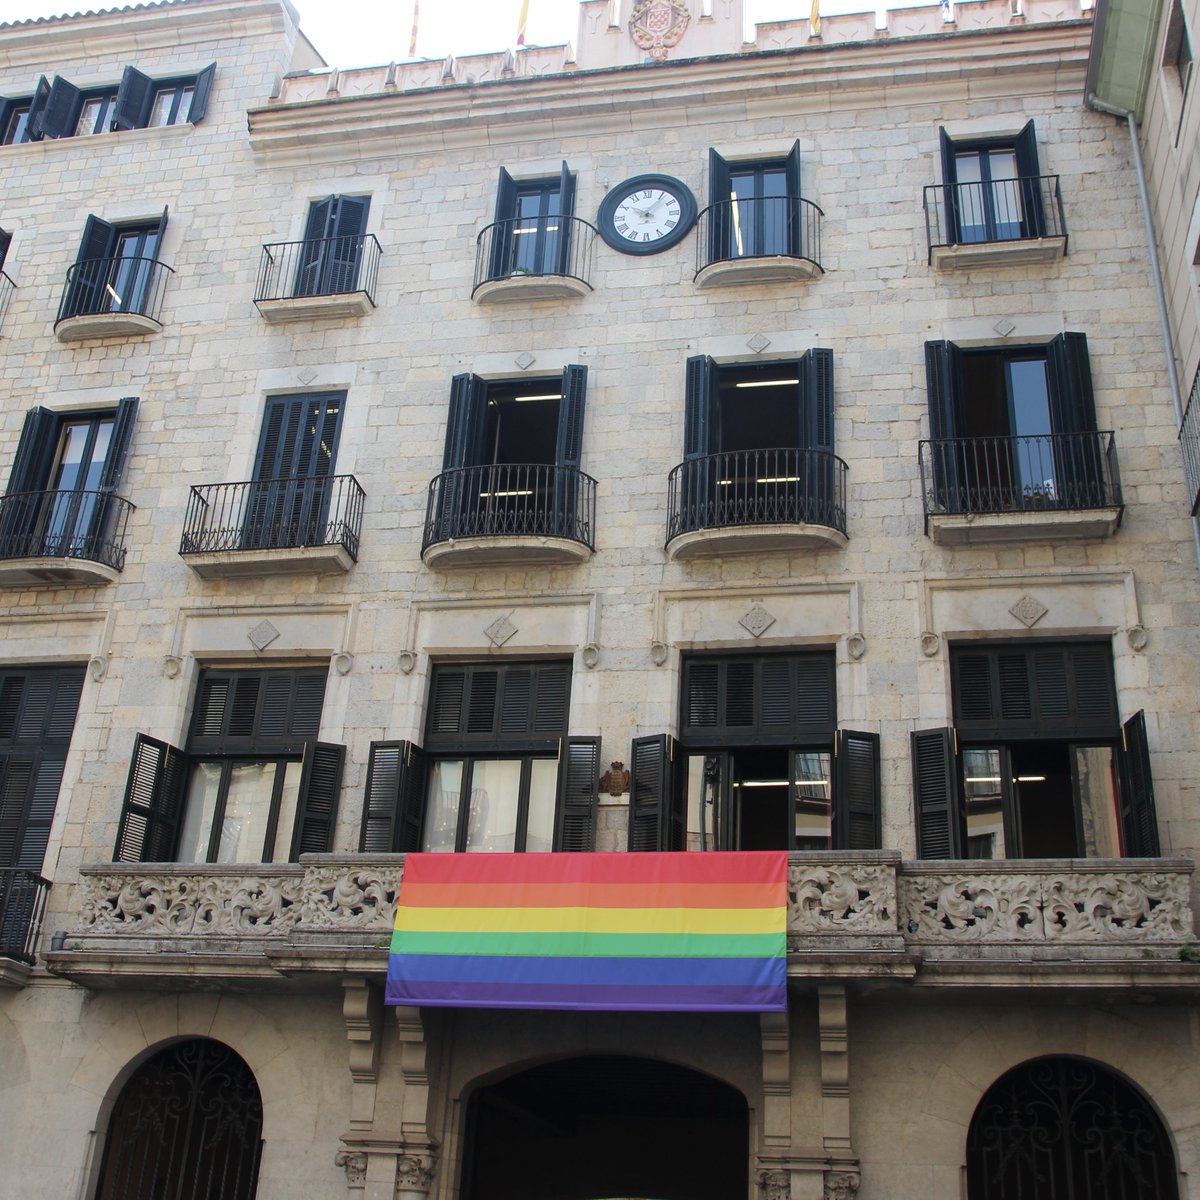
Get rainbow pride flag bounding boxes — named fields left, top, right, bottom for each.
left=385, top=851, right=788, bottom=1012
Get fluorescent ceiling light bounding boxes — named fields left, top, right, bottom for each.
left=514, top=393, right=562, bottom=402
left=735, top=378, right=799, bottom=388
left=479, top=489, right=533, bottom=498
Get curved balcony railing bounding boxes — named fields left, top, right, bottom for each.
left=1180, top=365, right=1200, bottom=515
left=666, top=448, right=848, bottom=543
left=255, top=234, right=382, bottom=303
left=0, top=269, right=15, bottom=332
left=56, top=255, right=172, bottom=326
left=694, top=195, right=823, bottom=275
left=422, top=463, right=597, bottom=551
left=0, top=869, right=50, bottom=964
left=918, top=432, right=1122, bottom=522
left=0, top=488, right=133, bottom=570
left=472, top=214, right=597, bottom=294
left=923, top=175, right=1067, bottom=257
left=180, top=475, right=365, bottom=560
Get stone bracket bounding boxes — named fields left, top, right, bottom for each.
left=343, top=976, right=383, bottom=1129
left=818, top=984, right=854, bottom=1158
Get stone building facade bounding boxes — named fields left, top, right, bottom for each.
left=0, top=0, right=1198, bottom=1197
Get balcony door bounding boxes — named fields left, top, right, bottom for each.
left=294, top=194, right=369, bottom=297
left=65, top=209, right=166, bottom=318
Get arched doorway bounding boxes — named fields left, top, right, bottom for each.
left=94, top=1037, right=263, bottom=1200
left=463, top=1054, right=749, bottom=1200
left=967, top=1056, right=1179, bottom=1199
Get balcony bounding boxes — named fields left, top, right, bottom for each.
left=1180, top=365, right=1200, bottom=515
left=924, top=175, right=1068, bottom=270
left=55, top=255, right=172, bottom=340
left=919, top=432, right=1123, bottom=545
left=255, top=234, right=382, bottom=322
left=693, top=196, right=823, bottom=288
left=422, top=463, right=596, bottom=568
left=665, top=448, right=848, bottom=560
left=179, top=475, right=365, bottom=579
left=0, top=489, right=133, bottom=585
left=46, top=855, right=1197, bottom=992
left=0, top=869, right=49, bottom=986
left=472, top=215, right=596, bottom=303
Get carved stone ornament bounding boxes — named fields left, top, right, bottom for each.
left=629, top=0, right=691, bottom=60
left=484, top=615, right=517, bottom=647
left=1008, top=594, right=1048, bottom=628
left=88, top=655, right=108, bottom=681
left=515, top=351, right=536, bottom=370
left=740, top=605, right=776, bottom=638
left=788, top=862, right=896, bottom=935
left=1127, top=624, right=1149, bottom=652
left=650, top=640, right=669, bottom=665
left=758, top=1168, right=790, bottom=1200
left=163, top=655, right=183, bottom=678
left=395, top=1153, right=435, bottom=1195
left=335, top=1149, right=367, bottom=1188
left=747, top=332, right=771, bottom=354
left=333, top=652, right=353, bottom=676
left=581, top=642, right=600, bottom=669
left=398, top=650, right=416, bottom=674
left=599, top=761, right=631, bottom=796
left=825, top=1171, right=861, bottom=1200
left=248, top=618, right=281, bottom=651
left=846, top=632, right=866, bottom=660
left=920, top=631, right=940, bottom=658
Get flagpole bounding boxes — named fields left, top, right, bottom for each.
left=409, top=0, right=420, bottom=57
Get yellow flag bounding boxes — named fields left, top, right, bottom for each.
left=517, top=0, right=531, bottom=46
left=409, top=0, right=419, bottom=57
left=810, top=0, right=821, bottom=35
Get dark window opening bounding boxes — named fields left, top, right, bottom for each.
left=1166, top=0, right=1194, bottom=95
left=486, top=380, right=562, bottom=467
left=1, top=101, right=31, bottom=145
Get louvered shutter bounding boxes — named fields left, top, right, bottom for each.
left=629, top=734, right=682, bottom=851
left=359, top=740, right=427, bottom=853
left=557, top=160, right=576, bottom=273
left=1046, top=332, right=1104, bottom=507
left=97, top=397, right=138, bottom=495
left=63, top=215, right=117, bottom=319
left=326, top=195, right=370, bottom=294
left=834, top=730, right=880, bottom=850
left=1012, top=119, right=1045, bottom=237
left=112, top=65, right=155, bottom=131
left=554, top=736, right=599, bottom=851
left=190, top=667, right=328, bottom=752
left=938, top=126, right=959, bottom=243
left=39, top=77, right=81, bottom=139
left=912, top=727, right=964, bottom=858
left=784, top=139, right=803, bottom=256
left=707, top=147, right=732, bottom=262
left=436, top=374, right=488, bottom=540
left=801, top=348, right=834, bottom=452
left=25, top=76, right=50, bottom=141
left=289, top=741, right=345, bottom=858
left=1, top=408, right=57, bottom=558
left=1118, top=710, right=1159, bottom=857
left=554, top=364, right=588, bottom=538
left=188, top=63, right=217, bottom=123
left=0, top=227, right=10, bottom=271
left=683, top=355, right=719, bottom=530
left=295, top=196, right=335, bottom=296
left=489, top=166, right=519, bottom=278
left=114, top=733, right=188, bottom=862
left=924, top=340, right=966, bottom=511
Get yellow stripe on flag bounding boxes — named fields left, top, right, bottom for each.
left=395, top=904, right=785, bottom=936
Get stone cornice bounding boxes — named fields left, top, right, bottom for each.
left=247, top=20, right=1093, bottom=163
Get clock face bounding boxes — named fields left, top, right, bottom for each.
left=597, top=174, right=698, bottom=255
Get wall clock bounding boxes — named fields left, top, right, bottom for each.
left=597, top=174, right=698, bottom=255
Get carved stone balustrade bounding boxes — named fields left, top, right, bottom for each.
left=44, top=854, right=1199, bottom=992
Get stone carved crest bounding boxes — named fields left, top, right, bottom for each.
left=629, top=0, right=691, bottom=59
left=740, top=605, right=776, bottom=638
left=599, top=761, right=631, bottom=796
left=1008, top=594, right=1048, bottom=628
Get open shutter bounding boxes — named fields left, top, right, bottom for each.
left=924, top=340, right=966, bottom=512
left=326, top=195, right=370, bottom=293
left=24, top=76, right=50, bottom=141
left=554, top=364, right=588, bottom=537
left=683, top=355, right=719, bottom=531
left=1118, top=711, right=1160, bottom=857
left=707, top=147, right=732, bottom=262
left=97, top=397, right=138, bottom=492
left=489, top=166, right=519, bottom=278
left=834, top=730, right=880, bottom=851
left=359, top=740, right=426, bottom=853
left=39, top=77, right=80, bottom=139
left=290, top=740, right=345, bottom=858
left=6, top=407, right=57, bottom=496
left=295, top=196, right=334, bottom=296
left=784, top=139, right=803, bottom=255
left=114, top=733, right=187, bottom=862
left=0, top=227, right=10, bottom=272
left=188, top=63, right=217, bottom=123
left=557, top=160, right=576, bottom=273
left=800, top=347, right=834, bottom=452
left=629, top=734, right=682, bottom=852
left=1012, top=119, right=1045, bottom=236
left=436, top=374, right=488, bottom=540
left=112, top=65, right=155, bottom=131
left=912, top=727, right=964, bottom=859
left=555, top=736, right=599, bottom=851
left=1046, top=332, right=1103, bottom=506
left=64, top=216, right=117, bottom=319
left=938, top=126, right=958, bottom=243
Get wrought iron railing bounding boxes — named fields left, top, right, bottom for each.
left=0, top=488, right=133, bottom=569
left=918, top=433, right=1122, bottom=523
left=56, top=255, right=172, bottom=326
left=666, top=448, right=847, bottom=543
left=923, top=175, right=1067, bottom=258
left=0, top=869, right=50, bottom=963
left=0, top=269, right=15, bottom=331
left=473, top=214, right=597, bottom=294
left=255, top=234, right=382, bottom=305
left=1180, top=365, right=1200, bottom=515
left=694, top=195, right=823, bottom=275
left=179, top=475, right=365, bottom=560
left=422, top=464, right=597, bottom=551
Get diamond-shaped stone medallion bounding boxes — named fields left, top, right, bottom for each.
left=1009, top=595, right=1048, bottom=628
left=297, top=367, right=318, bottom=385
left=739, top=605, right=776, bottom=638
left=484, top=616, right=518, bottom=647
left=515, top=352, right=536, bottom=370
left=746, top=333, right=771, bottom=354
left=248, top=619, right=281, bottom=651
left=993, top=318, right=1017, bottom=338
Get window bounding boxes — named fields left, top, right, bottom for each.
left=0, top=63, right=214, bottom=143
left=938, top=121, right=1044, bottom=244
left=707, top=142, right=802, bottom=262
left=1165, top=0, right=1194, bottom=96
left=294, top=195, right=370, bottom=297
left=912, top=642, right=1159, bottom=859
left=628, top=652, right=879, bottom=853
left=924, top=333, right=1116, bottom=513
left=114, top=667, right=345, bottom=864
left=60, top=210, right=168, bottom=321
left=0, top=399, right=137, bottom=565
left=488, top=162, right=576, bottom=279
left=358, top=661, right=600, bottom=855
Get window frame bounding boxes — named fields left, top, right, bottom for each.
left=707, top=141, right=803, bottom=263
left=938, top=120, right=1045, bottom=244
left=488, top=162, right=576, bottom=280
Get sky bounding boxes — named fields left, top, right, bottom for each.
left=0, top=0, right=897, bottom=69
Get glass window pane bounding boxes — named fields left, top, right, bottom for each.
left=465, top=759, right=522, bottom=852
left=216, top=761, right=277, bottom=863
left=1075, top=745, right=1122, bottom=857
left=524, top=759, right=558, bottom=852
left=76, top=98, right=102, bottom=136
left=963, top=747, right=1006, bottom=859
left=793, top=751, right=831, bottom=850
left=178, top=761, right=222, bottom=863
left=423, top=761, right=464, bottom=852
left=1007, top=359, right=1055, bottom=499
left=269, top=760, right=304, bottom=862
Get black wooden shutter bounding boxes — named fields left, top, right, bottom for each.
left=359, top=740, right=426, bottom=853
left=112, top=65, right=155, bottom=131
left=490, top=166, right=519, bottom=277
left=327, top=195, right=370, bottom=293
left=784, top=139, right=803, bottom=255
left=40, top=77, right=81, bottom=139
left=912, top=727, right=964, bottom=858
left=684, top=353, right=719, bottom=529
left=97, top=397, right=138, bottom=492
left=801, top=347, right=834, bottom=452
left=114, top=733, right=188, bottom=862
left=188, top=63, right=217, bottom=123
left=557, top=160, right=576, bottom=273
left=834, top=729, right=880, bottom=850
left=66, top=216, right=118, bottom=318
left=75, top=215, right=116, bottom=265
left=25, top=76, right=50, bottom=141
left=290, top=741, right=345, bottom=858
left=1046, top=332, right=1102, bottom=508
left=707, top=147, right=732, bottom=262
left=295, top=197, right=334, bottom=295
left=1118, top=710, right=1160, bottom=857
left=6, top=407, right=58, bottom=495
left=443, top=374, right=489, bottom=471
left=554, top=365, right=588, bottom=536
left=924, top=340, right=966, bottom=510
left=1013, top=119, right=1045, bottom=236
left=629, top=734, right=682, bottom=851
left=0, top=227, right=10, bottom=272
left=554, top=736, right=599, bottom=851
left=938, top=126, right=958, bottom=243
